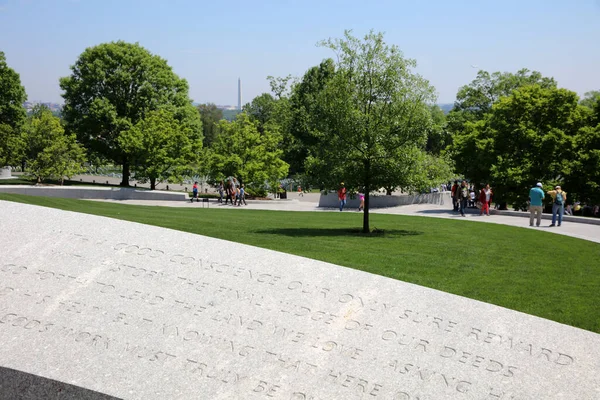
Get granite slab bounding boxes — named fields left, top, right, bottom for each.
left=0, top=200, right=599, bottom=399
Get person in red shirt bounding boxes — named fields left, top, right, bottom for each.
left=479, top=184, right=493, bottom=216
left=451, top=180, right=459, bottom=211
left=338, top=183, right=347, bottom=212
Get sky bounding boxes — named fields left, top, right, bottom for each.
left=1, top=0, right=599, bottom=106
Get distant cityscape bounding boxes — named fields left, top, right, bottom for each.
left=23, top=101, right=63, bottom=113
left=23, top=101, right=455, bottom=115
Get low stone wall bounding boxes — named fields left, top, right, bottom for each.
left=0, top=185, right=187, bottom=201
left=318, top=191, right=450, bottom=208
left=0, top=167, right=12, bottom=179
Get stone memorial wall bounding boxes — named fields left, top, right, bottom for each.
left=0, top=201, right=599, bottom=399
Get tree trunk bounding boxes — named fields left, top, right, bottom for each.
left=363, top=191, right=370, bottom=233
left=120, top=159, right=130, bottom=187
left=150, top=177, right=156, bottom=190
left=386, top=187, right=393, bottom=195
left=21, top=160, right=26, bottom=172
left=362, top=160, right=371, bottom=233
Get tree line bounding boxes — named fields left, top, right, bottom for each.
left=1, top=31, right=599, bottom=232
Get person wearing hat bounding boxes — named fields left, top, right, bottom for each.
left=547, top=185, right=567, bottom=227
left=528, top=182, right=545, bottom=227
left=338, top=182, right=347, bottom=212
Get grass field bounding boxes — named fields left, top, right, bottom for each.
left=1, top=193, right=599, bottom=333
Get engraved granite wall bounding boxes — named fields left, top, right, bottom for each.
left=0, top=201, right=598, bottom=399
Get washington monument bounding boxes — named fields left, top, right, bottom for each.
left=238, top=78, right=242, bottom=110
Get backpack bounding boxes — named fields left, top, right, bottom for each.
left=555, top=191, right=564, bottom=206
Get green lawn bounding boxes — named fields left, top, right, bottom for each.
left=2, top=193, right=599, bottom=333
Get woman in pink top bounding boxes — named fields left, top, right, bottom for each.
left=358, top=192, right=365, bottom=212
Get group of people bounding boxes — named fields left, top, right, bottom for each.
left=217, top=179, right=247, bottom=206
left=528, top=183, right=566, bottom=227
left=337, top=183, right=365, bottom=212
left=451, top=180, right=493, bottom=217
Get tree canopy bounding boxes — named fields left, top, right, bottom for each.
left=118, top=107, right=203, bottom=190
left=22, top=105, right=86, bottom=183
left=298, top=30, right=447, bottom=232
left=197, top=103, right=223, bottom=147
left=0, top=51, right=27, bottom=130
left=450, top=85, right=588, bottom=208
left=207, top=113, right=289, bottom=193
left=60, top=41, right=201, bottom=186
left=0, top=51, right=27, bottom=167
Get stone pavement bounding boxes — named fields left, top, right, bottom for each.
left=90, top=192, right=600, bottom=245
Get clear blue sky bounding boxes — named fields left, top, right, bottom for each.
left=1, top=0, right=599, bottom=105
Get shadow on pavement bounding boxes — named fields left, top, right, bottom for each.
left=416, top=208, right=482, bottom=215
left=253, top=228, right=423, bottom=238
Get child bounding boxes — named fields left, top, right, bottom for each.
left=191, top=181, right=198, bottom=203
left=239, top=184, right=247, bottom=206
left=358, top=192, right=365, bottom=212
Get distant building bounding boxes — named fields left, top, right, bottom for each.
left=238, top=78, right=242, bottom=111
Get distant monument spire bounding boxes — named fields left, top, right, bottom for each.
left=238, top=78, right=242, bottom=111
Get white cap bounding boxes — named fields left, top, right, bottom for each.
left=536, top=182, right=543, bottom=187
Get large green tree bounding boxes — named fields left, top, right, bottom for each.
left=207, top=113, right=289, bottom=191
left=0, top=51, right=27, bottom=167
left=447, top=69, right=559, bottom=190
left=451, top=85, right=587, bottom=209
left=118, top=107, right=203, bottom=190
left=286, top=59, right=336, bottom=176
left=22, top=106, right=86, bottom=183
left=197, top=103, right=223, bottom=147
left=304, top=31, right=441, bottom=232
left=60, top=41, right=200, bottom=186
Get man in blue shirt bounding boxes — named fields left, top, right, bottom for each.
left=529, top=182, right=545, bottom=227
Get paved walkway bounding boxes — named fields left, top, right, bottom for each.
left=90, top=192, right=600, bottom=244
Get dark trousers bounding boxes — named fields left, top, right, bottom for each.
left=460, top=198, right=468, bottom=215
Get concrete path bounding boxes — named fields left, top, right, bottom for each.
left=89, top=192, right=600, bottom=244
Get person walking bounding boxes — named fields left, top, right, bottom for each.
left=338, top=183, right=347, bottom=212
left=451, top=181, right=459, bottom=211
left=529, top=182, right=545, bottom=227
left=190, top=181, right=199, bottom=203
left=547, top=185, right=567, bottom=227
left=224, top=179, right=233, bottom=205
left=217, top=181, right=224, bottom=203
left=479, top=184, right=493, bottom=216
left=238, top=184, right=247, bottom=206
left=459, top=180, right=469, bottom=217
left=358, top=192, right=365, bottom=212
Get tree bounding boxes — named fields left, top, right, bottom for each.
left=580, top=90, right=600, bottom=110
left=243, top=93, right=277, bottom=130
left=452, top=85, right=587, bottom=209
left=207, top=113, right=289, bottom=191
left=305, top=31, right=439, bottom=233
left=0, top=51, right=27, bottom=129
left=287, top=59, right=336, bottom=176
left=0, top=51, right=27, bottom=167
left=22, top=106, right=86, bottom=183
left=118, top=107, right=203, bottom=190
left=60, top=41, right=199, bottom=186
left=425, top=105, right=451, bottom=155
left=197, top=103, right=223, bottom=147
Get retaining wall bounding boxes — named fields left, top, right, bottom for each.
left=0, top=167, right=12, bottom=179
left=318, top=191, right=451, bottom=208
left=0, top=185, right=187, bottom=201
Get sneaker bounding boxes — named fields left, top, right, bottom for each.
left=549, top=224, right=555, bottom=227
left=558, top=224, right=561, bottom=227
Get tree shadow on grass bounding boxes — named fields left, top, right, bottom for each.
left=253, top=227, right=423, bottom=238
